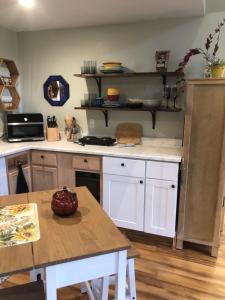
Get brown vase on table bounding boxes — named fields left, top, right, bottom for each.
left=51, top=186, right=78, bottom=217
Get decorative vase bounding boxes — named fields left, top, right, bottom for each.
left=211, top=65, right=225, bottom=78
left=51, top=186, right=78, bottom=217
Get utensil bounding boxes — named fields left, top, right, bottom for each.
left=116, top=123, right=142, bottom=145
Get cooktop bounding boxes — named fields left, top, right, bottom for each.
left=77, top=136, right=116, bottom=146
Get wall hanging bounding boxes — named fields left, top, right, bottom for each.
left=43, top=75, right=69, bottom=106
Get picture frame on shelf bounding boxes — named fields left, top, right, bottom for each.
left=155, top=50, right=170, bottom=71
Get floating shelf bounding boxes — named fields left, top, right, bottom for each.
left=74, top=106, right=182, bottom=129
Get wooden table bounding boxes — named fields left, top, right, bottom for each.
left=0, top=187, right=130, bottom=300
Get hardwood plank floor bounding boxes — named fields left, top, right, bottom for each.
left=1, top=226, right=225, bottom=300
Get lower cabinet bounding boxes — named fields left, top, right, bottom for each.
left=103, top=174, right=145, bottom=231
left=8, top=166, right=32, bottom=194
left=144, top=179, right=178, bottom=238
left=0, top=158, right=8, bottom=196
left=32, top=165, right=58, bottom=191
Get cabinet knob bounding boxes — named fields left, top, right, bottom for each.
left=84, top=159, right=88, bottom=163
left=40, top=155, right=44, bottom=159
left=121, top=163, right=125, bottom=167
left=171, top=184, right=175, bottom=189
left=140, top=180, right=143, bottom=184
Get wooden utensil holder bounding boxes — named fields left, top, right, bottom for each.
left=46, top=127, right=60, bottom=141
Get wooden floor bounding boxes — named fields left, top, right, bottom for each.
left=1, top=226, right=225, bottom=300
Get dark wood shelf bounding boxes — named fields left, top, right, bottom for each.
left=74, top=106, right=182, bottom=128
left=75, top=106, right=181, bottom=112
left=74, top=71, right=184, bottom=78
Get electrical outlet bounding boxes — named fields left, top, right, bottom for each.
left=89, top=119, right=95, bottom=129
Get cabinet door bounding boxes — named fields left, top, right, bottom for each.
left=8, top=166, right=32, bottom=194
left=32, top=166, right=58, bottom=191
left=103, top=174, right=144, bottom=231
left=145, top=179, right=178, bottom=237
left=0, top=158, right=8, bottom=196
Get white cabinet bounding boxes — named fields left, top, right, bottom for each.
left=103, top=157, right=145, bottom=231
left=0, top=158, right=8, bottom=196
left=144, top=179, right=178, bottom=238
left=103, top=174, right=145, bottom=231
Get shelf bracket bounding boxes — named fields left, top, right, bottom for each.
left=150, top=111, right=156, bottom=129
left=102, top=110, right=109, bottom=127
left=161, top=74, right=167, bottom=97
left=94, top=77, right=102, bottom=97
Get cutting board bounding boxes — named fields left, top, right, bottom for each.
left=116, top=123, right=142, bottom=145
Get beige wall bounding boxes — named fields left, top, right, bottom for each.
left=0, top=27, right=19, bottom=133
left=17, top=11, right=225, bottom=138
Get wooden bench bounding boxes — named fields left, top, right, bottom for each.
left=0, top=280, right=45, bottom=300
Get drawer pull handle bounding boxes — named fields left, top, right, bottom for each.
left=121, top=163, right=125, bottom=167
left=40, top=155, right=44, bottom=159
left=171, top=185, right=175, bottom=189
left=140, top=180, right=143, bottom=184
left=84, top=159, right=88, bottom=163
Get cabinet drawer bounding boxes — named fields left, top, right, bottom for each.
left=103, top=157, right=145, bottom=177
left=146, top=161, right=179, bottom=181
left=31, top=151, right=57, bottom=167
left=72, top=155, right=101, bottom=172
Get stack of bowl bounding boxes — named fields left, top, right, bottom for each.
left=100, top=62, right=124, bottom=73
left=107, top=88, right=120, bottom=101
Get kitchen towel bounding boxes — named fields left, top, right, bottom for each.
left=16, top=164, right=29, bottom=194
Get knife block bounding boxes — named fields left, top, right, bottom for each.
left=46, top=127, right=60, bottom=141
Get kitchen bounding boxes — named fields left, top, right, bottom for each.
left=0, top=0, right=225, bottom=299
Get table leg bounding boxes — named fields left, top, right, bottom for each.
left=115, top=250, right=127, bottom=300
left=45, top=265, right=57, bottom=300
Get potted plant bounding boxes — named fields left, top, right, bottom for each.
left=177, top=18, right=225, bottom=78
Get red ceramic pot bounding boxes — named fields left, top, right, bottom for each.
left=51, top=186, right=78, bottom=217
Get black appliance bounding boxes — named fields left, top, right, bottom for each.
left=75, top=171, right=100, bottom=203
left=78, top=136, right=116, bottom=146
left=6, top=113, right=45, bottom=142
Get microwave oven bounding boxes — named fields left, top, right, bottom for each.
left=6, top=113, right=45, bottom=142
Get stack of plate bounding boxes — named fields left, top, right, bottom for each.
left=100, top=62, right=124, bottom=73
left=102, top=101, right=120, bottom=108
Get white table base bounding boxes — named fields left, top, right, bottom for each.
left=45, top=250, right=127, bottom=300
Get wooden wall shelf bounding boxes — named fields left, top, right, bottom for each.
left=74, top=106, right=182, bottom=128
left=0, top=58, right=20, bottom=111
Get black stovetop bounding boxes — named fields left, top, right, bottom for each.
left=77, top=136, right=116, bottom=146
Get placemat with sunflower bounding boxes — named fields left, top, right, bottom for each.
left=0, top=203, right=40, bottom=247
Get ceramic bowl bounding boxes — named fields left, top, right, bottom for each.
left=143, top=99, right=162, bottom=108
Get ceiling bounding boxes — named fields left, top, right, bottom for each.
left=0, top=0, right=206, bottom=32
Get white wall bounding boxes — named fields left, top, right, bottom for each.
left=0, top=27, right=19, bottom=133
left=18, top=11, right=225, bottom=138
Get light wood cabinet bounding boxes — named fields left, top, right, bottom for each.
left=6, top=151, right=31, bottom=195
left=103, top=174, right=145, bottom=231
left=144, top=179, right=178, bottom=238
left=32, top=165, right=58, bottom=191
left=8, top=166, right=32, bottom=194
left=177, top=79, right=225, bottom=257
left=31, top=150, right=58, bottom=192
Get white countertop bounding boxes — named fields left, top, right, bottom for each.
left=0, top=137, right=182, bottom=163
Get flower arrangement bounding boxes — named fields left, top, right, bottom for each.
left=177, top=18, right=225, bottom=73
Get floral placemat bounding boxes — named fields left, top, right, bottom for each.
left=0, top=203, right=40, bottom=248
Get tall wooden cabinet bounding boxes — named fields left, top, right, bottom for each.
left=177, top=79, right=225, bottom=257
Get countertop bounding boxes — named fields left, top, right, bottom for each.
left=0, top=136, right=182, bottom=163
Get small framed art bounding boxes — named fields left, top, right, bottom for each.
left=155, top=50, right=170, bottom=71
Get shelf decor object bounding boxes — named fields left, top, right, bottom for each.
left=43, top=75, right=69, bottom=106
left=0, top=58, right=20, bottom=111
left=74, top=71, right=183, bottom=128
